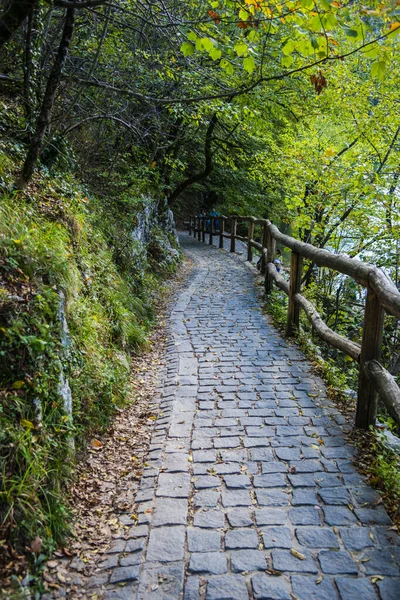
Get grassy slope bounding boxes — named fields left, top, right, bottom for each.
left=0, top=142, right=180, bottom=579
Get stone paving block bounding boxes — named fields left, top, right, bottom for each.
left=253, top=473, right=287, bottom=488
left=361, top=549, right=400, bottom=576
left=256, top=489, right=289, bottom=506
left=290, top=507, right=321, bottom=525
left=125, top=538, right=146, bottom=553
left=377, top=578, right=400, bottom=600
left=103, top=586, right=138, bottom=600
left=231, top=550, right=267, bottom=573
left=184, top=576, right=200, bottom=600
left=251, top=573, right=291, bottom=600
left=152, top=497, right=188, bottom=527
left=262, top=526, right=291, bottom=548
left=323, top=506, right=357, bottom=526
left=335, top=577, right=378, bottom=600
left=250, top=448, right=274, bottom=461
left=206, top=574, right=249, bottom=600
left=192, top=450, right=217, bottom=463
left=292, top=489, right=318, bottom=505
left=146, top=526, right=185, bottom=562
left=224, top=475, right=251, bottom=489
left=187, top=528, right=222, bottom=552
left=219, top=449, right=248, bottom=462
left=318, top=550, right=358, bottom=574
left=339, top=526, right=374, bottom=550
left=193, top=475, right=221, bottom=489
left=289, top=460, right=324, bottom=473
left=314, top=473, right=342, bottom=487
left=296, top=526, right=339, bottom=548
left=291, top=575, right=338, bottom=600
left=255, top=508, right=287, bottom=526
left=272, top=549, right=318, bottom=573
left=194, top=490, right=220, bottom=508
left=354, top=507, right=392, bottom=526
left=156, top=473, right=191, bottom=498
left=194, top=509, right=225, bottom=529
left=275, top=447, right=301, bottom=461
left=188, top=552, right=228, bottom=575
left=225, top=528, right=259, bottom=549
left=109, top=565, right=139, bottom=584
left=226, top=508, right=254, bottom=527
left=221, top=490, right=251, bottom=507
left=261, top=462, right=288, bottom=473
left=136, top=561, right=185, bottom=600
left=318, top=487, right=352, bottom=505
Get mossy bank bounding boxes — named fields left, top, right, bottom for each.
left=0, top=142, right=181, bottom=584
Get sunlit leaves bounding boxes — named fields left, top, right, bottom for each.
left=243, top=55, right=255, bottom=74
left=181, top=42, right=194, bottom=56
left=371, top=60, right=386, bottom=80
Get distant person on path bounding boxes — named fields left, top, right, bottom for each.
left=273, top=248, right=282, bottom=272
left=207, top=207, right=220, bottom=232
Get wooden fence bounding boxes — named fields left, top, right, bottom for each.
left=188, top=214, right=400, bottom=430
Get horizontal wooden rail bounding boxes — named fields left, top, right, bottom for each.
left=188, top=214, right=400, bottom=429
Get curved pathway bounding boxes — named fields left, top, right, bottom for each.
left=100, top=232, right=399, bottom=600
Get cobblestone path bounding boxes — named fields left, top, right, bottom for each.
left=101, top=232, right=400, bottom=600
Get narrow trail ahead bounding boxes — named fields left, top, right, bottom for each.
left=99, top=232, right=399, bottom=600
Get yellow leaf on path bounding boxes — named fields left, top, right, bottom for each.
left=315, top=575, right=323, bottom=584
left=311, top=444, right=320, bottom=451
left=131, top=514, right=138, bottom=521
left=290, top=549, right=306, bottom=560
left=371, top=576, right=384, bottom=583
left=12, top=380, right=25, bottom=389
left=369, top=532, right=375, bottom=541
left=92, top=439, right=103, bottom=449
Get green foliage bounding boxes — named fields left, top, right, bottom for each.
left=0, top=146, right=180, bottom=568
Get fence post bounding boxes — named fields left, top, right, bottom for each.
left=201, top=217, right=205, bottom=242
left=247, top=219, right=254, bottom=262
left=197, top=217, right=201, bottom=241
left=219, top=217, right=224, bottom=249
left=209, top=217, right=214, bottom=245
left=355, top=288, right=385, bottom=429
left=261, top=222, right=268, bottom=275
left=286, top=252, right=303, bottom=336
left=264, top=229, right=276, bottom=294
left=189, top=216, right=192, bottom=236
left=230, top=217, right=237, bottom=253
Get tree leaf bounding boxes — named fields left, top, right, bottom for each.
left=243, top=56, right=255, bottom=74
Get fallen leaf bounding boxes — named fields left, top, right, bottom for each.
left=30, top=536, right=43, bottom=554
left=371, top=576, right=384, bottom=583
left=92, top=439, right=103, bottom=449
left=290, top=549, right=306, bottom=560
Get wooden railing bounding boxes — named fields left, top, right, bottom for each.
left=188, top=215, right=400, bottom=430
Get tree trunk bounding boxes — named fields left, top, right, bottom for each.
left=16, top=8, right=75, bottom=189
left=168, top=113, right=218, bottom=203
left=0, top=0, right=36, bottom=48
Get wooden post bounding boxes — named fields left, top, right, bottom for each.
left=201, top=217, right=205, bottom=242
left=264, top=229, right=276, bottom=294
left=197, top=217, right=201, bottom=241
left=219, top=217, right=224, bottom=249
left=355, top=288, right=385, bottom=429
left=261, top=222, right=268, bottom=275
left=247, top=219, right=254, bottom=262
left=286, top=252, right=303, bottom=336
left=209, top=217, right=214, bottom=245
left=230, top=217, right=237, bottom=253
left=189, top=216, right=192, bottom=236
